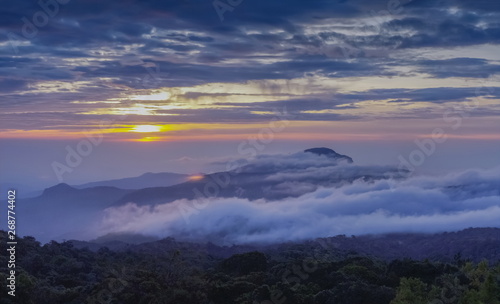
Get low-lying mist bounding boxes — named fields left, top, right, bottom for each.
left=97, top=152, right=500, bottom=245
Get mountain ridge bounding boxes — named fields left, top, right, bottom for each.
left=72, top=171, right=189, bottom=190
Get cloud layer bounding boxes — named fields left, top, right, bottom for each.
left=99, top=165, right=500, bottom=244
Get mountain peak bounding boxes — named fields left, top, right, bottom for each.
left=304, top=147, right=354, bottom=163
left=42, top=183, right=76, bottom=196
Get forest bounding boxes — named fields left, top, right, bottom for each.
left=1, top=230, right=499, bottom=304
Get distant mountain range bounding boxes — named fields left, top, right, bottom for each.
left=17, top=184, right=133, bottom=241
left=14, top=172, right=189, bottom=241
left=112, top=147, right=397, bottom=206
left=14, top=147, right=375, bottom=242
left=13, top=147, right=491, bottom=245
left=15, top=171, right=190, bottom=199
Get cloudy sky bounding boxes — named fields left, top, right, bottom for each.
left=1, top=0, right=499, bottom=188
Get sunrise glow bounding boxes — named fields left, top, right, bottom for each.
left=188, top=175, right=205, bottom=181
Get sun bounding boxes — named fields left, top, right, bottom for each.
left=132, top=125, right=162, bottom=133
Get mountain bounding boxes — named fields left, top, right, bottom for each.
left=14, top=147, right=406, bottom=242
left=112, top=147, right=396, bottom=206
left=41, top=182, right=77, bottom=196
left=73, top=172, right=189, bottom=190
left=31, top=183, right=132, bottom=208
left=305, top=147, right=354, bottom=163
left=16, top=184, right=133, bottom=243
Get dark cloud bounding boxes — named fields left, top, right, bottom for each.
left=398, top=23, right=500, bottom=49
left=1, top=0, right=499, bottom=129
left=0, top=78, right=29, bottom=93
left=416, top=58, right=500, bottom=78
left=336, top=87, right=500, bottom=104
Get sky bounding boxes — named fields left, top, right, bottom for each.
left=1, top=0, right=500, bottom=190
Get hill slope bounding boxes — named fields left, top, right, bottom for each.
left=73, top=172, right=188, bottom=189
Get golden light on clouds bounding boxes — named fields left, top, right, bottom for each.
left=134, top=136, right=163, bottom=142
left=130, top=91, right=171, bottom=101
left=132, top=125, right=162, bottom=132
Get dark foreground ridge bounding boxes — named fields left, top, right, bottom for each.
left=1, top=228, right=499, bottom=304
left=70, top=227, right=500, bottom=264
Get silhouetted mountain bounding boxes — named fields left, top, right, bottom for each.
left=8, top=148, right=415, bottom=242
left=305, top=147, right=354, bottom=163
left=113, top=167, right=399, bottom=206
left=73, top=172, right=188, bottom=190
left=42, top=183, right=77, bottom=196
left=29, top=184, right=131, bottom=207
left=17, top=185, right=133, bottom=243
left=113, top=148, right=396, bottom=206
